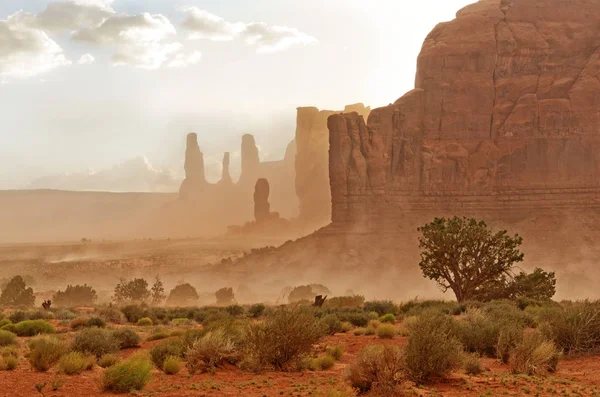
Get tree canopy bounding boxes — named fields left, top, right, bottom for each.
left=0, top=275, right=35, bottom=307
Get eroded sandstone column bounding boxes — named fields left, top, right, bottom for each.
left=179, top=132, right=206, bottom=198
left=240, top=134, right=260, bottom=184
left=253, top=178, right=271, bottom=223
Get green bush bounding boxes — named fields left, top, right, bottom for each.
left=182, top=328, right=207, bottom=349
left=112, top=328, right=141, bottom=349
left=537, top=301, right=600, bottom=354
left=324, top=295, right=365, bottom=309
left=320, top=314, right=342, bottom=335
left=98, top=353, right=121, bottom=368
left=0, top=323, right=16, bottom=333
left=339, top=312, right=371, bottom=327
left=248, top=303, right=266, bottom=318
left=0, top=319, right=11, bottom=328
left=316, top=355, right=335, bottom=370
left=345, top=345, right=403, bottom=394
left=70, top=317, right=89, bottom=330
left=186, top=329, right=238, bottom=374
left=0, top=355, right=17, bottom=371
left=86, top=317, right=106, bottom=328
left=325, top=345, right=344, bottom=361
left=59, top=351, right=95, bottom=374
left=404, top=312, right=462, bottom=384
left=136, top=317, right=153, bottom=327
left=150, top=339, right=185, bottom=369
left=121, top=305, right=145, bottom=323
left=72, top=328, right=119, bottom=358
left=0, top=330, right=16, bottom=346
left=171, top=318, right=191, bottom=326
left=240, top=306, right=326, bottom=372
left=510, top=331, right=560, bottom=375
left=340, top=322, right=353, bottom=333
left=379, top=314, right=396, bottom=323
left=163, top=355, right=182, bottom=374
left=147, top=331, right=170, bottom=341
left=400, top=300, right=463, bottom=316
left=463, top=353, right=483, bottom=375
left=226, top=305, right=244, bottom=316
left=102, top=357, right=152, bottom=393
left=13, top=320, right=55, bottom=336
left=364, top=326, right=376, bottom=336
left=353, top=328, right=366, bottom=336
left=364, top=301, right=398, bottom=316
left=98, top=305, right=125, bottom=324
left=28, top=335, right=69, bottom=371
left=377, top=324, right=396, bottom=339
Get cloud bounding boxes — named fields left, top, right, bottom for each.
left=11, top=1, right=114, bottom=33
left=167, top=50, right=202, bottom=68
left=72, top=13, right=183, bottom=69
left=78, top=53, right=95, bottom=64
left=179, top=6, right=318, bottom=53
left=0, top=16, right=71, bottom=78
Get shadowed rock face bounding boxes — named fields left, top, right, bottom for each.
left=220, top=152, right=233, bottom=185
left=295, top=104, right=370, bottom=226
left=254, top=178, right=271, bottom=223
left=179, top=132, right=206, bottom=198
left=328, top=0, right=600, bottom=228
left=240, top=134, right=260, bottom=185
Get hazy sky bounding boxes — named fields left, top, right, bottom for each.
left=0, top=0, right=474, bottom=187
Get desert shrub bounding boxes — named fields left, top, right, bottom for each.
left=112, top=328, right=141, bottom=349
left=496, top=324, right=525, bottom=364
left=53, top=284, right=97, bottom=307
left=345, top=345, right=403, bottom=394
left=28, top=335, right=69, bottom=371
left=215, top=287, right=235, bottom=305
left=463, top=353, right=483, bottom=375
left=248, top=303, right=266, bottom=318
left=1, top=345, right=18, bottom=358
left=340, top=322, right=353, bottom=333
left=98, top=353, right=121, bottom=368
left=353, top=328, right=366, bottom=336
left=59, top=351, right=95, bottom=374
left=54, top=309, right=77, bottom=320
left=379, top=314, right=396, bottom=323
left=364, top=301, right=398, bottom=317
left=401, top=299, right=464, bottom=316
left=537, top=301, right=600, bottom=354
left=150, top=276, right=166, bottom=305
left=324, top=295, right=365, bottom=309
left=72, top=328, right=119, bottom=358
left=0, top=355, right=17, bottom=371
left=0, top=330, right=16, bottom=346
left=510, top=332, right=560, bottom=375
left=321, top=314, right=343, bottom=335
left=121, top=305, right=145, bottom=323
left=404, top=311, right=463, bottom=384
left=136, top=317, right=153, bottom=326
left=316, top=355, right=336, bottom=370
left=377, top=324, right=396, bottom=339
left=86, top=317, right=106, bottom=328
left=0, top=276, right=35, bottom=308
left=185, top=329, right=238, bottom=374
left=113, top=278, right=150, bottom=303
left=288, top=284, right=331, bottom=304
left=338, top=312, right=371, bottom=327
left=8, top=310, right=27, bottom=323
left=0, top=319, right=11, bottom=328
left=166, top=283, right=199, bottom=306
left=69, top=317, right=89, bottom=330
left=14, top=320, right=55, bottom=336
left=163, top=355, right=182, bottom=374
left=317, top=385, right=358, bottom=397
left=150, top=339, right=185, bottom=368
left=240, top=306, right=326, bottom=372
left=0, top=323, right=16, bottom=333
left=98, top=305, right=125, bottom=324
left=226, top=304, right=244, bottom=316
left=182, top=328, right=207, bottom=349
left=171, top=318, right=191, bottom=326
left=364, top=326, right=376, bottom=336
left=325, top=345, right=343, bottom=361
left=102, top=357, right=152, bottom=393
left=147, top=330, right=170, bottom=341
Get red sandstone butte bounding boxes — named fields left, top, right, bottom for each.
left=328, top=0, right=600, bottom=228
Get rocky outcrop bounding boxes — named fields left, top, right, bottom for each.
left=219, top=152, right=233, bottom=186
left=179, top=133, right=206, bottom=199
left=295, top=104, right=370, bottom=226
left=329, top=0, right=600, bottom=228
left=254, top=178, right=272, bottom=223
left=240, top=134, right=260, bottom=185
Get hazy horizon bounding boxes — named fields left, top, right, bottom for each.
left=0, top=0, right=474, bottom=191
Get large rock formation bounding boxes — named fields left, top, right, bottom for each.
left=219, top=152, right=233, bottom=186
left=295, top=104, right=370, bottom=226
left=179, top=133, right=206, bottom=199
left=329, top=0, right=600, bottom=228
left=240, top=134, right=261, bottom=185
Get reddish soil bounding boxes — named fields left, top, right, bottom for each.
left=2, top=330, right=600, bottom=397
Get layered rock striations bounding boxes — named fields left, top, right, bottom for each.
left=328, top=0, right=600, bottom=228
left=295, top=104, right=370, bottom=225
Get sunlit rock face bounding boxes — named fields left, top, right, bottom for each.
left=295, top=104, right=370, bottom=226
left=328, top=0, right=600, bottom=228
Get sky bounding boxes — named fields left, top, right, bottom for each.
left=0, top=0, right=475, bottom=188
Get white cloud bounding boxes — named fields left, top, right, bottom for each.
left=12, top=1, right=114, bottom=33
left=0, top=16, right=71, bottom=79
left=167, top=50, right=202, bottom=68
left=179, top=6, right=318, bottom=53
left=72, top=13, right=183, bottom=69
left=78, top=53, right=95, bottom=64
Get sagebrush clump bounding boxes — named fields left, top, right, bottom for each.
left=345, top=345, right=403, bottom=394
left=102, top=357, right=152, bottom=393
left=28, top=335, right=69, bottom=371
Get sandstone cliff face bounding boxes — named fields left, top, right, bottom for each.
left=329, top=0, right=600, bottom=227
left=295, top=104, right=370, bottom=225
left=179, top=132, right=206, bottom=199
